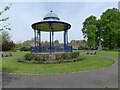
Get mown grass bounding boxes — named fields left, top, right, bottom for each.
left=1, top=55, right=115, bottom=74
left=73, top=50, right=89, bottom=53
left=96, top=50, right=119, bottom=58
left=0, top=51, right=30, bottom=57
left=74, top=50, right=119, bottom=58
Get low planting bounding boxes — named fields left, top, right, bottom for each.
left=17, top=56, right=85, bottom=64
left=22, top=52, right=80, bottom=64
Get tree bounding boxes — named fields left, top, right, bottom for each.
left=0, top=4, right=12, bottom=51
left=2, top=30, right=11, bottom=42
left=86, top=25, right=96, bottom=48
left=0, top=3, right=12, bottom=31
left=82, top=15, right=97, bottom=48
left=70, top=40, right=76, bottom=44
left=100, top=8, right=120, bottom=49
left=54, top=40, right=59, bottom=44
left=82, top=8, right=120, bottom=49
left=0, top=30, right=15, bottom=51
left=15, top=38, right=34, bottom=49
left=0, top=30, right=11, bottom=51
left=2, top=40, right=15, bottom=51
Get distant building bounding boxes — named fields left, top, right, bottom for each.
left=30, top=42, right=39, bottom=47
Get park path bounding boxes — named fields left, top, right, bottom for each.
left=1, top=53, right=119, bottom=88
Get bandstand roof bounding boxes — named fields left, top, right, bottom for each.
left=31, top=11, right=71, bottom=32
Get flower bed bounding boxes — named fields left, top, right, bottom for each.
left=17, top=52, right=85, bottom=64
left=17, top=57, right=85, bottom=64
left=24, top=52, right=79, bottom=61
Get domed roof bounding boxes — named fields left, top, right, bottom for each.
left=32, top=10, right=71, bottom=32
left=43, top=11, right=60, bottom=20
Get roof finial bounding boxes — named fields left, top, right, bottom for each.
left=50, top=10, right=52, bottom=12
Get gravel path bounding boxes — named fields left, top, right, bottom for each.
left=1, top=54, right=118, bottom=88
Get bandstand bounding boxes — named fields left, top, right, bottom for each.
left=31, top=11, right=72, bottom=54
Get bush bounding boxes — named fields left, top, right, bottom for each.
left=19, top=52, right=84, bottom=64
left=79, top=45, right=84, bottom=49
left=24, top=53, right=34, bottom=61
left=24, top=52, right=79, bottom=62
left=55, top=54, right=62, bottom=60
left=20, top=47, right=30, bottom=51
left=24, top=53, right=50, bottom=61
left=10, top=48, right=19, bottom=52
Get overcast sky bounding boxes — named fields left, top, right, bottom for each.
left=2, top=2, right=118, bottom=43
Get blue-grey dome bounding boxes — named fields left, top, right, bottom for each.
left=43, top=11, right=60, bottom=20
left=32, top=10, right=71, bottom=32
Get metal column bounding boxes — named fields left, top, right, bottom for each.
left=38, top=30, right=41, bottom=52
left=34, top=29, right=37, bottom=52
left=64, top=30, right=67, bottom=53
left=66, top=30, right=68, bottom=52
left=49, top=24, right=52, bottom=54
left=52, top=31, right=54, bottom=52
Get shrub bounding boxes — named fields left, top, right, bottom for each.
left=44, top=60, right=56, bottom=64
left=55, top=54, right=62, bottom=60
left=70, top=52, right=79, bottom=59
left=24, top=52, right=79, bottom=62
left=10, top=48, right=19, bottom=52
left=32, top=61, right=44, bottom=64
left=24, top=53, right=34, bottom=61
left=20, top=47, right=30, bottom=51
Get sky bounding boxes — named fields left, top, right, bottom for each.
left=2, top=1, right=119, bottom=43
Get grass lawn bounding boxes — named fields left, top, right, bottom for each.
left=73, top=50, right=89, bottom=52
left=96, top=50, right=119, bottom=58
left=74, top=50, right=119, bottom=58
left=1, top=55, right=115, bottom=74
left=0, top=51, right=30, bottom=57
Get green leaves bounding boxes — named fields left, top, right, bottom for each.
left=100, top=8, right=120, bottom=49
left=82, top=8, right=120, bottom=49
left=82, top=15, right=97, bottom=48
left=0, top=3, right=12, bottom=31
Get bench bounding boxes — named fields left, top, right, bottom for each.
left=1, top=53, right=12, bottom=57
left=87, top=51, right=97, bottom=54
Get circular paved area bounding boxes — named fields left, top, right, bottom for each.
left=1, top=55, right=118, bottom=88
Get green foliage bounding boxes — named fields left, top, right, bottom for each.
left=82, top=8, right=120, bottom=49
left=20, top=47, right=30, bottom=51
left=2, top=31, right=11, bottom=42
left=100, top=8, right=120, bottom=49
left=54, top=40, right=59, bottom=44
left=15, top=39, right=34, bottom=50
left=1, top=31, right=15, bottom=51
left=24, top=52, right=79, bottom=62
left=82, top=15, right=97, bottom=48
left=86, top=25, right=97, bottom=47
left=24, top=53, right=34, bottom=61
left=10, top=48, right=19, bottom=52
left=0, top=3, right=12, bottom=31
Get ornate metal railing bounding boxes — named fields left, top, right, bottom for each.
left=31, top=45, right=72, bottom=53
